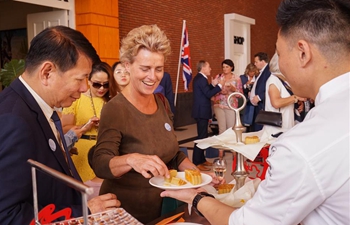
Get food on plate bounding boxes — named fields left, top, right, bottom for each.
left=185, top=169, right=202, bottom=185
left=217, top=183, right=235, bottom=194
left=164, top=169, right=187, bottom=186
left=164, top=169, right=177, bottom=183
left=245, top=135, right=260, bottom=144
left=170, top=176, right=187, bottom=186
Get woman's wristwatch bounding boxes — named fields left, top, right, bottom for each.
left=192, top=192, right=215, bottom=217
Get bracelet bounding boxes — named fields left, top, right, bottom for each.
left=192, top=192, right=215, bottom=217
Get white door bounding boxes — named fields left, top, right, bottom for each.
left=27, top=10, right=68, bottom=47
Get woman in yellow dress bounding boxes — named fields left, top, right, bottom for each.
left=61, top=62, right=116, bottom=187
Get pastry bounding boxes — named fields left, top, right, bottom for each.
left=164, top=169, right=177, bottom=183
left=217, top=183, right=235, bottom=194
left=170, top=176, right=187, bottom=186
left=185, top=169, right=202, bottom=185
left=245, top=135, right=260, bottom=144
left=164, top=169, right=187, bottom=186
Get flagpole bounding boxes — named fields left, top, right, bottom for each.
left=174, top=20, right=186, bottom=107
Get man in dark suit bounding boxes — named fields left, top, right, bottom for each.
left=191, top=60, right=224, bottom=171
left=250, top=52, right=271, bottom=131
left=155, top=71, right=175, bottom=114
left=0, top=26, right=120, bottom=225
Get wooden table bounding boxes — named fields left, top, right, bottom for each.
left=147, top=204, right=210, bottom=225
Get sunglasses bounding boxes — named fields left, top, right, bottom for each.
left=91, top=82, right=109, bottom=89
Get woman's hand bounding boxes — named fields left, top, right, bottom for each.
left=126, top=153, right=169, bottom=178
left=88, top=193, right=121, bottom=214
left=81, top=116, right=100, bottom=131
left=202, top=171, right=226, bottom=188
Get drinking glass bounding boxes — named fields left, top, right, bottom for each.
left=213, top=158, right=227, bottom=180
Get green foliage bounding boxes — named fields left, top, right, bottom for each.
left=0, top=59, right=25, bottom=87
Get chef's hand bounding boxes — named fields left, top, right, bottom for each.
left=161, top=187, right=207, bottom=205
left=127, top=153, right=170, bottom=178
left=88, top=193, right=120, bottom=214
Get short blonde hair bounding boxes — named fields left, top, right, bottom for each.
left=244, top=63, right=259, bottom=76
left=120, top=24, right=171, bottom=64
left=269, top=52, right=282, bottom=75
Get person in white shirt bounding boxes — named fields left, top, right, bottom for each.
left=264, top=52, right=306, bottom=136
left=250, top=52, right=271, bottom=131
left=160, top=0, right=350, bottom=224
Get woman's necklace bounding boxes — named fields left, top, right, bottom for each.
left=89, top=89, right=98, bottom=132
left=89, top=89, right=97, bottom=117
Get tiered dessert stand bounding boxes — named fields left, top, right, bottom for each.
left=226, top=92, right=249, bottom=189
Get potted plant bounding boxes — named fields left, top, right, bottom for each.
left=0, top=59, right=25, bottom=88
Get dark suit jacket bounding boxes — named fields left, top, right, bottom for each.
left=0, top=79, right=83, bottom=224
left=254, top=64, right=271, bottom=110
left=240, top=74, right=250, bottom=98
left=159, top=72, right=175, bottom=114
left=191, top=73, right=221, bottom=119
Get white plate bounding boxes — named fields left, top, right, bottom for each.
left=149, top=172, right=212, bottom=190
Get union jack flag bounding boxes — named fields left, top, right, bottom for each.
left=181, top=24, right=192, bottom=91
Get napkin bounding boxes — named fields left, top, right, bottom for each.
left=202, top=178, right=261, bottom=208
left=155, top=212, right=184, bottom=225
left=194, top=127, right=278, bottom=161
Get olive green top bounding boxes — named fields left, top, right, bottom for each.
left=91, top=93, right=186, bottom=224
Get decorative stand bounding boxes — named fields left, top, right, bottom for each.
left=227, top=92, right=249, bottom=189
left=28, top=159, right=93, bottom=225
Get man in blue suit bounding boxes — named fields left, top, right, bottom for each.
left=154, top=72, right=175, bottom=114
left=250, top=52, right=271, bottom=131
left=0, top=26, right=120, bottom=225
left=191, top=60, right=224, bottom=171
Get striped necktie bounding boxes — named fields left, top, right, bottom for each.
left=51, top=111, right=81, bottom=181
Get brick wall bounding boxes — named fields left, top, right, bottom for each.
left=118, top=0, right=280, bottom=93
left=75, top=0, right=120, bottom=66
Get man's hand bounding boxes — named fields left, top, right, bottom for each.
left=251, top=95, right=260, bottom=105
left=88, top=193, right=120, bottom=214
left=211, top=75, right=220, bottom=86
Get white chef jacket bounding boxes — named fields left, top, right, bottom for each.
left=230, top=72, right=350, bottom=225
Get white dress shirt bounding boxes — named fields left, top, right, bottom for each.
left=230, top=72, right=350, bottom=225
left=250, top=63, right=268, bottom=103
left=19, top=76, right=56, bottom=135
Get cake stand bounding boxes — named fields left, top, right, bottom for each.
left=226, top=92, right=249, bottom=189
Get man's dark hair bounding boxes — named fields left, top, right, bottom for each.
left=276, top=0, right=350, bottom=59
left=25, top=26, right=100, bottom=74
left=254, top=52, right=269, bottom=63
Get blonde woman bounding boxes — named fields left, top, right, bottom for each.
left=89, top=25, right=218, bottom=223
left=264, top=53, right=305, bottom=134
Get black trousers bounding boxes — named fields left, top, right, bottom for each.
left=193, top=118, right=209, bottom=165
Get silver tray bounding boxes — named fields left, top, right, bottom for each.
left=50, top=208, right=143, bottom=225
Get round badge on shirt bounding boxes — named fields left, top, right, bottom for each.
left=164, top=123, right=172, bottom=131
left=49, top=139, right=56, bottom=151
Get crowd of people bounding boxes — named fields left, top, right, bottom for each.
left=163, top=1, right=349, bottom=225
left=0, top=0, right=348, bottom=224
